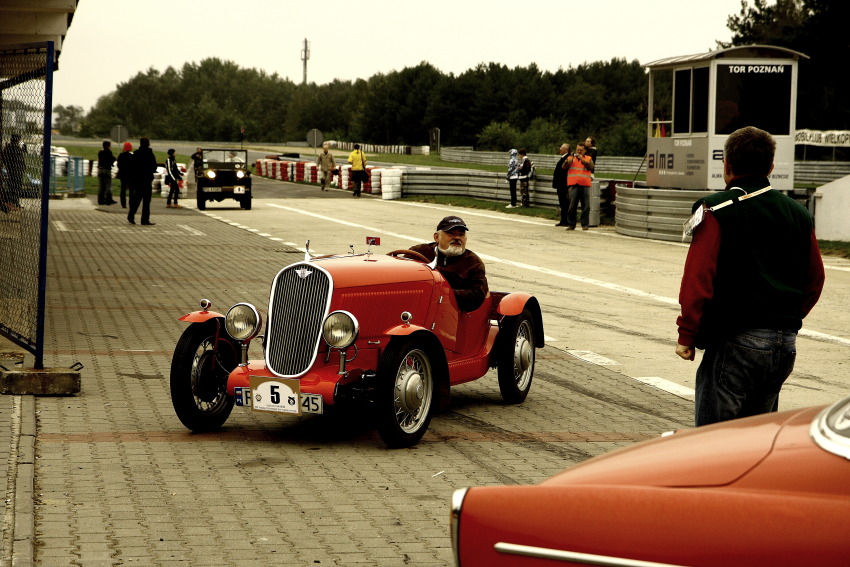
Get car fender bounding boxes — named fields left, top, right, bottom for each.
left=497, top=293, right=544, bottom=348
left=178, top=310, right=225, bottom=323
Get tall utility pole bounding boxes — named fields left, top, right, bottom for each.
left=301, top=38, right=310, bottom=85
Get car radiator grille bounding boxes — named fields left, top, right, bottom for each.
left=265, top=263, right=332, bottom=377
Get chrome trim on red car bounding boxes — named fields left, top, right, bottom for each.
left=810, top=395, right=850, bottom=460
left=265, top=262, right=333, bottom=377
left=450, top=488, right=468, bottom=566
left=494, top=542, right=688, bottom=567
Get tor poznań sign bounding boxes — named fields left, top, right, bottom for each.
left=795, top=129, right=850, bottom=147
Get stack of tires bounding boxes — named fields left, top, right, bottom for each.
left=381, top=168, right=403, bottom=200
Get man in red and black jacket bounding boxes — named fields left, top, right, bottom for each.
left=675, top=126, right=824, bottom=426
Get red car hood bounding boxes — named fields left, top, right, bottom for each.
left=312, top=254, right=435, bottom=288
left=543, top=405, right=824, bottom=488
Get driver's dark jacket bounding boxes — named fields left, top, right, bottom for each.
left=409, top=242, right=488, bottom=312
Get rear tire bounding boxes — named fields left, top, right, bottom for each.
left=375, top=337, right=437, bottom=448
left=170, top=321, right=237, bottom=431
left=497, top=308, right=536, bottom=404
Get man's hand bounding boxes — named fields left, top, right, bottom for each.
left=676, top=343, right=695, bottom=361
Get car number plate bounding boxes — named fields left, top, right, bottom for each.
left=204, top=187, right=221, bottom=192
left=233, top=186, right=246, bottom=194
left=234, top=377, right=323, bottom=415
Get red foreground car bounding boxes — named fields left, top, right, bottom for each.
left=451, top=396, right=850, bottom=566
left=170, top=240, right=544, bottom=447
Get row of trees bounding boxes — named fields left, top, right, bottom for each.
left=54, top=1, right=847, bottom=158
left=57, top=57, right=648, bottom=156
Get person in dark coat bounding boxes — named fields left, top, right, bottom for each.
left=127, top=137, right=158, bottom=225
left=553, top=143, right=571, bottom=226
left=116, top=142, right=133, bottom=208
left=97, top=140, right=117, bottom=205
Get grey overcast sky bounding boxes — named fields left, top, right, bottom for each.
left=53, top=0, right=745, bottom=111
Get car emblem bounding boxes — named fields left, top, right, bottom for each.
left=295, top=268, right=313, bottom=279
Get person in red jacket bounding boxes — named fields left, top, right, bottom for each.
left=675, top=126, right=824, bottom=426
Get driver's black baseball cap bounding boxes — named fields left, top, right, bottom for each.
left=436, top=216, right=469, bottom=232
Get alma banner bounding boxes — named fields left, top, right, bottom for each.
left=795, top=129, right=850, bottom=147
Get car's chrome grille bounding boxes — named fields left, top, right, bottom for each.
left=265, top=263, right=332, bottom=377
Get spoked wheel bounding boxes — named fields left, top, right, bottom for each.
left=376, top=338, right=436, bottom=448
left=497, top=308, right=536, bottom=404
left=170, top=321, right=238, bottom=431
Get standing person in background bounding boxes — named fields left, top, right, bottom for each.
left=190, top=146, right=204, bottom=180
left=517, top=148, right=532, bottom=208
left=565, top=142, right=595, bottom=230
left=347, top=143, right=367, bottom=197
left=1, top=133, right=25, bottom=212
left=116, top=142, right=133, bottom=208
left=505, top=149, right=519, bottom=209
left=584, top=136, right=597, bottom=164
left=127, top=137, right=158, bottom=226
left=553, top=143, right=571, bottom=226
left=675, top=126, right=824, bottom=427
left=317, top=142, right=336, bottom=191
left=97, top=140, right=117, bottom=205
left=164, top=148, right=183, bottom=208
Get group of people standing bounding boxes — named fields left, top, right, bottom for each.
left=98, top=137, right=173, bottom=225
left=553, top=137, right=596, bottom=230
left=315, top=142, right=369, bottom=197
left=506, top=137, right=597, bottom=231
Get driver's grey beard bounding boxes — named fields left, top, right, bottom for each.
left=439, top=244, right=465, bottom=257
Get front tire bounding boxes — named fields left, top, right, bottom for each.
left=170, top=321, right=237, bottom=431
left=497, top=308, right=536, bottom=404
left=241, top=194, right=252, bottom=210
left=196, top=188, right=206, bottom=210
left=375, top=338, right=437, bottom=448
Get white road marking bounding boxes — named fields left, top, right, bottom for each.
left=566, top=350, right=620, bottom=365
left=53, top=221, right=69, bottom=231
left=177, top=224, right=205, bottom=236
left=634, top=377, right=695, bottom=399
left=825, top=265, right=850, bottom=272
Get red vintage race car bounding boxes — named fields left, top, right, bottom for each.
left=170, top=239, right=544, bottom=447
left=451, top=396, right=850, bottom=566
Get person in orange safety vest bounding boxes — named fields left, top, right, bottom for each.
left=565, top=142, right=595, bottom=230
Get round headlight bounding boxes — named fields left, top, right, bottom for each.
left=225, top=303, right=261, bottom=341
left=236, top=170, right=245, bottom=179
left=322, top=311, right=359, bottom=349
left=205, top=170, right=217, bottom=179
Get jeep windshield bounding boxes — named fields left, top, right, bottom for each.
left=203, top=149, right=248, bottom=167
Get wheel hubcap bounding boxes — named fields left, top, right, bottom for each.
left=398, top=369, right=424, bottom=414
left=515, top=337, right=532, bottom=373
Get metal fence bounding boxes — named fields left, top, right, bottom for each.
left=0, top=42, right=54, bottom=368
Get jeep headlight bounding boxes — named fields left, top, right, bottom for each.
left=236, top=170, right=245, bottom=179
left=322, top=311, right=359, bottom=348
left=225, top=303, right=261, bottom=341
left=205, top=170, right=217, bottom=180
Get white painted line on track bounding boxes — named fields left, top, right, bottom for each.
left=53, top=220, right=69, bottom=231
left=634, top=377, right=695, bottom=399
left=177, top=224, right=205, bottom=236
left=566, top=350, right=620, bottom=366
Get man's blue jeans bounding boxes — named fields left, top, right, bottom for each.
left=695, top=329, right=797, bottom=426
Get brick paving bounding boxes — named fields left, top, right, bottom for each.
left=2, top=195, right=693, bottom=566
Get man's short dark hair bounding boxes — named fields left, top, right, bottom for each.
left=353, top=143, right=360, bottom=150
left=518, top=148, right=527, bottom=155
left=102, top=140, right=111, bottom=149
left=724, top=126, right=775, bottom=177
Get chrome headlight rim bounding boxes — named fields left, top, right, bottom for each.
left=322, top=310, right=359, bottom=349
left=224, top=303, right=262, bottom=342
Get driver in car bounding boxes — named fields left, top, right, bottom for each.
left=409, top=216, right=489, bottom=312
